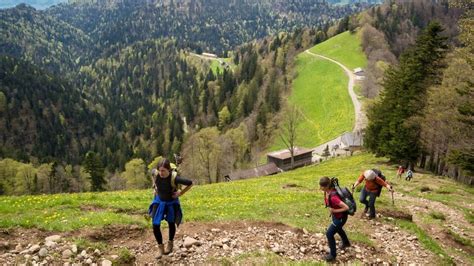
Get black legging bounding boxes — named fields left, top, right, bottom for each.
left=153, top=222, right=176, bottom=244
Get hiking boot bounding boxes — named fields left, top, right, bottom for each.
left=324, top=254, right=336, bottom=262
left=155, top=244, right=164, bottom=259
left=339, top=242, right=351, bottom=250
left=164, top=240, right=173, bottom=255
left=367, top=215, right=376, bottom=220
left=363, top=207, right=369, bottom=214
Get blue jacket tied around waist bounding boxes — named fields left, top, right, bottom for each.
left=148, top=196, right=183, bottom=226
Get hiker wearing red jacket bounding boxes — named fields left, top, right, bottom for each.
left=352, top=169, right=393, bottom=219
left=396, top=165, right=405, bottom=179
left=320, top=176, right=351, bottom=262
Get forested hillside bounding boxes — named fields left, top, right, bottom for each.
left=0, top=56, right=102, bottom=163
left=48, top=0, right=369, bottom=57
left=0, top=0, right=367, bottom=194
left=354, top=0, right=472, bottom=183
left=0, top=4, right=94, bottom=74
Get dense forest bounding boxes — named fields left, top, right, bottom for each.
left=43, top=1, right=370, bottom=62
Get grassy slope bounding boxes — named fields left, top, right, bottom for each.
left=309, top=30, right=367, bottom=70
left=271, top=31, right=365, bottom=150
left=3, top=153, right=472, bottom=232
left=1, top=152, right=472, bottom=264
left=2, top=154, right=372, bottom=231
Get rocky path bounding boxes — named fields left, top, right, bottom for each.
left=395, top=192, right=474, bottom=265
left=0, top=218, right=438, bottom=265
left=366, top=217, right=436, bottom=264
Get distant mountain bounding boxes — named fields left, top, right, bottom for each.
left=0, top=0, right=67, bottom=10
left=47, top=0, right=372, bottom=56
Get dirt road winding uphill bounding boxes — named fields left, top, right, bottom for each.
left=304, top=50, right=365, bottom=133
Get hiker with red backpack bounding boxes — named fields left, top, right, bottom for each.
left=396, top=165, right=405, bottom=179
left=319, top=176, right=352, bottom=262
left=149, top=158, right=193, bottom=259
left=352, top=169, right=393, bottom=219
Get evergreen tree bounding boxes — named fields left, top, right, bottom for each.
left=83, top=151, right=106, bottom=191
left=364, top=21, right=448, bottom=165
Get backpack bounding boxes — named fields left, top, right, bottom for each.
left=327, top=177, right=357, bottom=216
left=371, top=169, right=386, bottom=197
left=170, top=170, right=182, bottom=191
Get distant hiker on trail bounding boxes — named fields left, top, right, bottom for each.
left=149, top=158, right=193, bottom=259
left=396, top=165, right=405, bottom=179
left=352, top=169, right=393, bottom=219
left=405, top=169, right=413, bottom=181
left=319, top=177, right=351, bottom=262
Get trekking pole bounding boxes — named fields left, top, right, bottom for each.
left=390, top=190, right=395, bottom=205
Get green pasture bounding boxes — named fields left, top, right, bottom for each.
left=269, top=31, right=367, bottom=151
left=0, top=153, right=421, bottom=232
left=1, top=152, right=473, bottom=264
left=309, top=31, right=367, bottom=70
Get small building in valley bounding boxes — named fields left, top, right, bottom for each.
left=353, top=67, right=364, bottom=75
left=225, top=162, right=281, bottom=181
left=202, top=52, right=218, bottom=58
left=266, top=147, right=313, bottom=171
left=340, top=131, right=364, bottom=154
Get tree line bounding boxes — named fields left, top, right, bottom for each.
left=361, top=0, right=473, bottom=184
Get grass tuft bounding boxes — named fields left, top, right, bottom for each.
left=429, top=211, right=446, bottom=221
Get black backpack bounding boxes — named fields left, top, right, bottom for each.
left=371, top=169, right=386, bottom=197
left=327, top=177, right=357, bottom=216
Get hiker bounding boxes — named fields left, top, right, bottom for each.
left=149, top=158, right=193, bottom=259
left=405, top=169, right=413, bottom=181
left=320, top=176, right=351, bottom=262
left=396, top=165, right=405, bottom=179
left=352, top=169, right=393, bottom=219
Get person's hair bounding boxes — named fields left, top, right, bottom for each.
left=319, top=176, right=333, bottom=188
left=157, top=158, right=171, bottom=170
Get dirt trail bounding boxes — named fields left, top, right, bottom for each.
left=304, top=50, right=366, bottom=132
left=395, top=192, right=474, bottom=264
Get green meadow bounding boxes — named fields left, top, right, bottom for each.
left=3, top=153, right=471, bottom=233
left=1, top=152, right=472, bottom=264
left=210, top=58, right=233, bottom=75
left=308, top=30, right=367, bottom=70
left=287, top=53, right=353, bottom=148
left=0, top=153, right=371, bottom=232
left=271, top=31, right=366, bottom=151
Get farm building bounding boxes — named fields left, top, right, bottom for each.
left=266, top=147, right=313, bottom=171
left=202, top=52, right=218, bottom=58
left=340, top=131, right=364, bottom=154
left=225, top=162, right=281, bottom=181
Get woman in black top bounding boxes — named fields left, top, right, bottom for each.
left=149, top=158, right=193, bottom=259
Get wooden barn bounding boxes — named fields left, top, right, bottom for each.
left=225, top=162, right=281, bottom=181
left=266, top=147, right=313, bottom=171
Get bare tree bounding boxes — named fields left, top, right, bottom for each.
left=181, top=127, right=221, bottom=184
left=279, top=104, right=302, bottom=169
